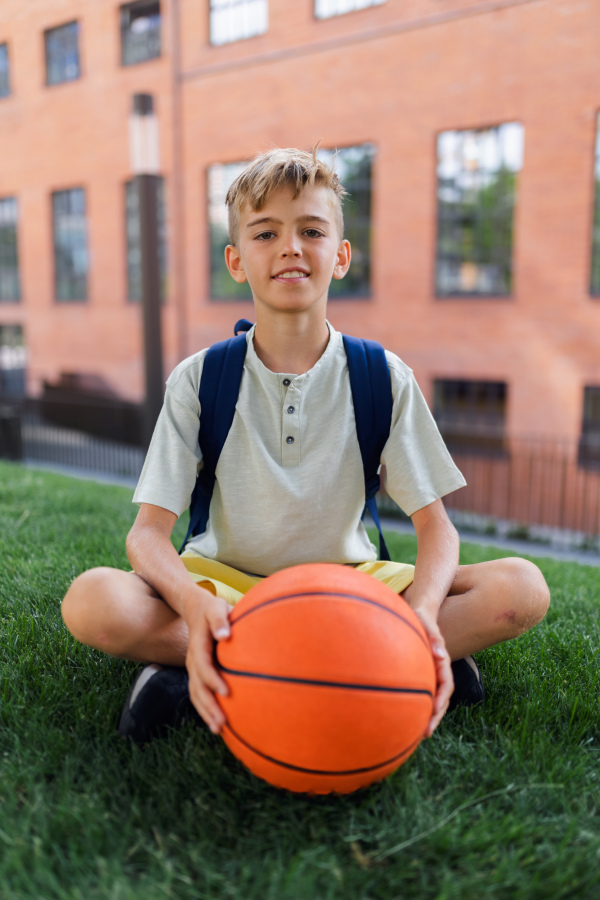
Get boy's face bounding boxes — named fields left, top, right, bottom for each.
left=225, top=184, right=351, bottom=316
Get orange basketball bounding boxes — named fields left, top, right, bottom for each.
left=215, top=563, right=436, bottom=794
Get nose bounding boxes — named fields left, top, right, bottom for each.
left=280, top=232, right=302, bottom=258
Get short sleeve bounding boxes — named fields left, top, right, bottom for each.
left=132, top=350, right=207, bottom=516
left=381, top=356, right=466, bottom=516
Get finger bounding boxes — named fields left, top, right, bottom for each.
left=425, top=642, right=453, bottom=737
left=427, top=692, right=450, bottom=736
left=188, top=627, right=229, bottom=697
left=435, top=666, right=454, bottom=715
left=189, top=677, right=227, bottom=734
left=204, top=598, right=231, bottom=642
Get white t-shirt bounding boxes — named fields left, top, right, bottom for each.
left=133, top=323, right=466, bottom=576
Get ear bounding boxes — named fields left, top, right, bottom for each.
left=332, top=239, right=351, bottom=280
left=225, top=244, right=248, bottom=283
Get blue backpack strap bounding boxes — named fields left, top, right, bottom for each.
left=342, top=335, right=393, bottom=561
left=234, top=318, right=254, bottom=335
left=179, top=325, right=251, bottom=552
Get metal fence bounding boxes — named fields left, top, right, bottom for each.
left=0, top=397, right=145, bottom=481
left=1, top=399, right=600, bottom=537
left=442, top=437, right=600, bottom=535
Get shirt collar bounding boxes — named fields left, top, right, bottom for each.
left=246, top=320, right=341, bottom=384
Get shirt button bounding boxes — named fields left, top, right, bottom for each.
left=283, top=378, right=291, bottom=387
left=287, top=406, right=295, bottom=414
left=286, top=435, right=294, bottom=444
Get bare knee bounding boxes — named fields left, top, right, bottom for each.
left=62, top=567, right=126, bottom=653
left=493, top=557, right=550, bottom=636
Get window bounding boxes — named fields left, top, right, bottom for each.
left=0, top=324, right=26, bottom=397
left=590, top=113, right=600, bottom=295
left=210, top=0, right=268, bottom=46
left=207, top=161, right=252, bottom=300
left=315, top=0, right=385, bottom=17
left=125, top=177, right=167, bottom=301
left=121, top=2, right=161, bottom=66
left=578, top=386, right=600, bottom=468
left=45, top=22, right=80, bottom=85
left=0, top=198, right=20, bottom=302
left=52, top=188, right=89, bottom=302
left=0, top=43, right=10, bottom=98
left=433, top=379, right=507, bottom=455
left=436, top=122, right=524, bottom=297
left=318, top=144, right=374, bottom=298
left=207, top=143, right=374, bottom=301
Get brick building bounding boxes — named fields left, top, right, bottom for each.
left=1, top=0, right=600, bottom=453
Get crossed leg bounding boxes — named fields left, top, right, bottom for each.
left=62, top=556, right=550, bottom=666
left=405, top=556, right=550, bottom=660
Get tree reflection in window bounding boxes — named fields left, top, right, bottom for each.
left=207, top=144, right=374, bottom=301
left=318, top=144, right=374, bottom=299
left=52, top=188, right=88, bottom=302
left=0, top=197, right=20, bottom=302
left=436, top=123, right=524, bottom=297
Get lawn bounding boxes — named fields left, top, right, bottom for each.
left=0, top=460, right=599, bottom=900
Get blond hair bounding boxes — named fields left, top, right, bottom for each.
left=225, top=147, right=346, bottom=245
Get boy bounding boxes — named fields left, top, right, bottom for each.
left=62, top=148, right=550, bottom=743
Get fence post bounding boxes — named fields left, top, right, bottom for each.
left=0, top=403, right=23, bottom=461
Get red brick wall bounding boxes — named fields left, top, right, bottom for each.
left=1, top=0, right=600, bottom=444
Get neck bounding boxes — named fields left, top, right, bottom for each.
left=252, top=310, right=330, bottom=375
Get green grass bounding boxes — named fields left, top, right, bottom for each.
left=0, top=459, right=599, bottom=900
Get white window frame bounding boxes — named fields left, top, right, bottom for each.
left=210, top=0, right=268, bottom=47
left=315, top=0, right=385, bottom=20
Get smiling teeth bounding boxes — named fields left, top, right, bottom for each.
left=279, top=271, right=307, bottom=278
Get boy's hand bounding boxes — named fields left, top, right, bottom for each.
left=183, top=589, right=231, bottom=734
left=412, top=607, right=454, bottom=737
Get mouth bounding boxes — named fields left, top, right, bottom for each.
left=272, top=269, right=310, bottom=282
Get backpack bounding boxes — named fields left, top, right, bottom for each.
left=180, top=320, right=393, bottom=560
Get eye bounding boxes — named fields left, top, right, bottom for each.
left=255, top=231, right=275, bottom=241
left=304, top=228, right=324, bottom=238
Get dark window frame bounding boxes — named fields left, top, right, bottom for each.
left=434, top=122, right=524, bottom=300
left=44, top=21, right=81, bottom=86
left=208, top=0, right=269, bottom=47
left=120, top=1, right=161, bottom=67
left=0, top=43, right=10, bottom=98
left=124, top=176, right=167, bottom=303
left=433, top=378, right=508, bottom=457
left=52, top=187, right=89, bottom=303
left=206, top=143, right=375, bottom=303
left=0, top=196, right=20, bottom=303
left=578, top=385, right=600, bottom=469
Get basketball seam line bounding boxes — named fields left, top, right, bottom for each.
left=217, top=665, right=433, bottom=696
left=223, top=723, right=424, bottom=776
left=229, top=591, right=429, bottom=649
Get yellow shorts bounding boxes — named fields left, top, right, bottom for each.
left=179, top=552, right=415, bottom=607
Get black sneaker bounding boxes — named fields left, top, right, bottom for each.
left=448, top=656, right=485, bottom=712
left=118, top=664, right=204, bottom=744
